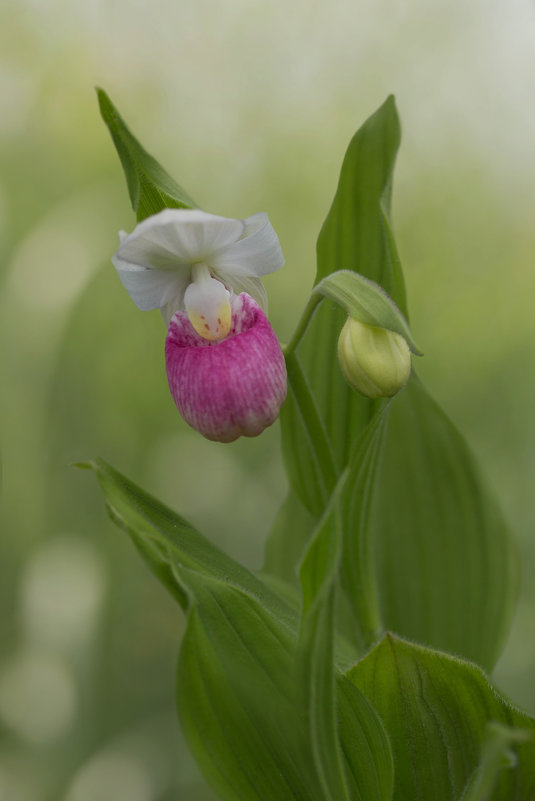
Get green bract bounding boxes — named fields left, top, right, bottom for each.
left=314, top=269, right=422, bottom=355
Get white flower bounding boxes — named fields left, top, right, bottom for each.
left=112, top=208, right=284, bottom=338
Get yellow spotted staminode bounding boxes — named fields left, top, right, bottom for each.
left=338, top=317, right=411, bottom=399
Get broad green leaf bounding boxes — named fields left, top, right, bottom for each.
left=273, top=97, right=516, bottom=672
left=97, top=88, right=196, bottom=221
left=177, top=572, right=319, bottom=801
left=297, top=483, right=350, bottom=801
left=306, top=94, right=406, bottom=462
left=347, top=634, right=535, bottom=801
left=297, top=478, right=394, bottom=801
left=86, top=458, right=392, bottom=801
left=279, top=96, right=405, bottom=520
left=313, top=270, right=422, bottom=354
left=177, top=567, right=393, bottom=801
left=315, top=96, right=405, bottom=304
left=369, top=375, right=518, bottom=670
left=275, top=369, right=517, bottom=669
left=82, top=458, right=295, bottom=627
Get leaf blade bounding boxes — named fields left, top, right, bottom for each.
left=347, top=634, right=535, bottom=801
left=370, top=376, right=519, bottom=670
left=97, top=88, right=196, bottom=221
left=278, top=96, right=406, bottom=526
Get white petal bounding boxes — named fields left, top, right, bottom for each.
left=209, top=212, right=284, bottom=278
left=114, top=263, right=189, bottom=312
left=114, top=208, right=245, bottom=269
left=220, top=274, right=269, bottom=312
left=161, top=295, right=185, bottom=327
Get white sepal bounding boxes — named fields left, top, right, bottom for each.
left=209, top=212, right=284, bottom=277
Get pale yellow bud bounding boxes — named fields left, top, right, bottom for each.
left=337, top=317, right=411, bottom=399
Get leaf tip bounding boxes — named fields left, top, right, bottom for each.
left=71, top=459, right=97, bottom=472
left=95, top=86, right=113, bottom=121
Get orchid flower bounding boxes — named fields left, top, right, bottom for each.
left=165, top=293, right=287, bottom=442
left=112, top=208, right=287, bottom=442
left=112, top=208, right=284, bottom=331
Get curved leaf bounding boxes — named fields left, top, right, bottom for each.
left=177, top=574, right=316, bottom=801
left=278, top=95, right=405, bottom=523
left=82, top=458, right=295, bottom=625
left=370, top=376, right=519, bottom=670
left=86, top=458, right=392, bottom=801
left=297, top=482, right=352, bottom=801
left=97, top=88, right=196, bottom=221
left=346, top=634, right=535, bottom=801
left=177, top=570, right=393, bottom=801
left=313, top=271, right=422, bottom=354
left=297, top=477, right=394, bottom=801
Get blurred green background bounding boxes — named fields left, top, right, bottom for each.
left=1, top=0, right=534, bottom=798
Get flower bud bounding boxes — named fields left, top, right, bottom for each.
left=165, top=293, right=287, bottom=442
left=337, top=317, right=411, bottom=399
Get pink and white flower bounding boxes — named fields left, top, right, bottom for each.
left=112, top=208, right=287, bottom=441
left=165, top=293, right=287, bottom=442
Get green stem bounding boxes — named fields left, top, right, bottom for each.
left=284, top=352, right=339, bottom=507
left=342, top=409, right=389, bottom=649
left=283, top=291, right=323, bottom=359
left=282, top=285, right=383, bottom=649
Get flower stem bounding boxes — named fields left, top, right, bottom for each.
left=284, top=351, right=339, bottom=507
left=282, top=291, right=323, bottom=359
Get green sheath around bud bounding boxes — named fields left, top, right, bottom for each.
left=338, top=317, right=411, bottom=399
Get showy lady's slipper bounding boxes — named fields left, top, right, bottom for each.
left=112, top=208, right=287, bottom=442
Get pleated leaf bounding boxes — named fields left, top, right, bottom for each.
left=347, top=634, right=535, bottom=801
left=297, top=477, right=394, bottom=801
left=298, top=95, right=405, bottom=475
left=177, top=571, right=322, bottom=801
left=97, top=88, right=196, bottom=221
left=270, top=97, right=517, bottom=673
left=278, top=95, right=404, bottom=523
left=86, top=458, right=393, bottom=801
left=82, top=458, right=295, bottom=625
left=369, top=375, right=519, bottom=670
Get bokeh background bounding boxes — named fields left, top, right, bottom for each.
left=1, top=0, right=534, bottom=798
